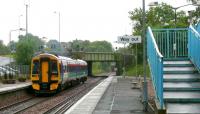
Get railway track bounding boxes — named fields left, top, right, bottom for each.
left=0, top=77, right=105, bottom=114
left=0, top=96, right=48, bottom=114
left=44, top=77, right=103, bottom=114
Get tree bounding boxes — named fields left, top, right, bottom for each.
left=188, top=6, right=200, bottom=24
left=7, top=41, right=17, bottom=53
left=15, top=34, right=44, bottom=65
left=0, top=40, right=9, bottom=55
left=128, top=3, right=189, bottom=64
left=86, top=41, right=113, bottom=52
left=129, top=3, right=189, bottom=35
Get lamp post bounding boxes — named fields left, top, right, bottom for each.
left=25, top=3, right=29, bottom=35
left=9, top=28, right=26, bottom=63
left=54, top=11, right=61, bottom=43
left=123, top=43, right=126, bottom=78
left=172, top=4, right=195, bottom=27
left=18, top=15, right=23, bottom=35
left=142, top=0, right=148, bottom=112
left=149, top=1, right=199, bottom=27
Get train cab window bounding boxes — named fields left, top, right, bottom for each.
left=32, top=60, right=39, bottom=74
left=51, top=61, right=58, bottom=75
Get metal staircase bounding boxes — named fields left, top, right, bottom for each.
left=147, top=25, right=200, bottom=114
left=163, top=58, right=200, bottom=113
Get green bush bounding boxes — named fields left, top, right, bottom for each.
left=18, top=76, right=26, bottom=82
left=125, top=64, right=150, bottom=77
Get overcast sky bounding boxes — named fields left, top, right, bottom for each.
left=0, top=0, right=196, bottom=47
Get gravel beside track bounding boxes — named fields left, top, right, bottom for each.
left=44, top=77, right=103, bottom=114
left=0, top=77, right=105, bottom=114
left=21, top=77, right=104, bottom=114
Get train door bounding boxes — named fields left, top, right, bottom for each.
left=41, top=61, right=49, bottom=83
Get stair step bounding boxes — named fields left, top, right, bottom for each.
left=164, top=91, right=200, bottom=103
left=164, top=58, right=189, bottom=61
left=164, top=64, right=193, bottom=67
left=166, top=103, right=200, bottom=114
left=164, top=60, right=193, bottom=67
left=164, top=67, right=197, bottom=74
left=164, top=82, right=200, bottom=91
left=164, top=60, right=191, bottom=65
left=164, top=74, right=200, bottom=82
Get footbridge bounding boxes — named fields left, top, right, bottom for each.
left=72, top=52, right=127, bottom=76
left=147, top=24, right=200, bottom=113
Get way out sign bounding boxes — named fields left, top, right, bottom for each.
left=117, top=35, right=141, bottom=44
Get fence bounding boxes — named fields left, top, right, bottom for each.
left=152, top=28, right=188, bottom=58
left=147, top=27, right=164, bottom=109
left=0, top=65, right=30, bottom=80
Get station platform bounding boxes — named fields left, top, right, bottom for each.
left=65, top=76, right=151, bottom=114
left=0, top=82, right=31, bottom=94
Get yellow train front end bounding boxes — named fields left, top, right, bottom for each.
left=31, top=53, right=61, bottom=93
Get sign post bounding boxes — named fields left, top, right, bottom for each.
left=117, top=35, right=141, bottom=44
left=116, top=35, right=141, bottom=78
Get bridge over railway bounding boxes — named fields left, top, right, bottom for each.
left=72, top=52, right=131, bottom=76
left=148, top=23, right=200, bottom=113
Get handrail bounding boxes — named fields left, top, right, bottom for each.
left=190, top=25, right=200, bottom=38
left=188, top=25, right=200, bottom=71
left=153, top=28, right=188, bottom=31
left=147, top=26, right=164, bottom=109
left=148, top=27, right=163, bottom=58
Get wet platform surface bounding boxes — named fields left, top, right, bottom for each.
left=93, top=76, right=149, bottom=114
left=65, top=76, right=113, bottom=114
left=65, top=76, right=151, bottom=114
left=0, top=82, right=31, bottom=93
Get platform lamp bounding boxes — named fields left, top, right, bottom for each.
left=142, top=0, right=148, bottom=112
left=9, top=28, right=26, bottom=46
left=9, top=28, right=26, bottom=79
left=149, top=1, right=200, bottom=28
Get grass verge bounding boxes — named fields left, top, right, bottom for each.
left=125, top=64, right=151, bottom=77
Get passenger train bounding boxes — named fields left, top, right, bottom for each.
left=31, top=53, right=88, bottom=93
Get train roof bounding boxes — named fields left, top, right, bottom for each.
left=58, top=56, right=73, bottom=61
left=33, top=53, right=87, bottom=65
left=33, top=53, right=58, bottom=59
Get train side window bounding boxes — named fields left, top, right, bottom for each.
left=51, top=61, right=58, bottom=75
left=32, top=60, right=39, bottom=74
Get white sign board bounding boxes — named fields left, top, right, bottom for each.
left=117, top=35, right=141, bottom=44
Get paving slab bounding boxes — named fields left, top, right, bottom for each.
left=93, top=76, right=150, bottom=114
left=65, top=76, right=113, bottom=114
left=65, top=76, right=151, bottom=114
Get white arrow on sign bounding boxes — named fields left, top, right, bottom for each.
left=117, top=35, right=141, bottom=44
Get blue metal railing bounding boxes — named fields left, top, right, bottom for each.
left=188, top=25, right=200, bottom=70
left=147, top=27, right=164, bottom=109
left=195, top=22, right=200, bottom=33
left=152, top=28, right=188, bottom=58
